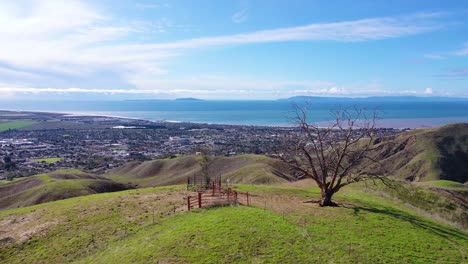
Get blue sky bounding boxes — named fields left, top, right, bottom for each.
left=0, top=0, right=467, bottom=100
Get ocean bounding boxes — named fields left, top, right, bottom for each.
left=1, top=99, right=468, bottom=128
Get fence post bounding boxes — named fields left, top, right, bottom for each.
left=198, top=192, right=202, bottom=208
left=187, top=196, right=191, bottom=211
left=212, top=181, right=215, bottom=196
left=246, top=192, right=250, bottom=206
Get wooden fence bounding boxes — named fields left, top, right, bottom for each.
left=187, top=188, right=251, bottom=211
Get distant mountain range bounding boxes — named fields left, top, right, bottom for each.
left=280, top=96, right=468, bottom=102
left=123, top=96, right=468, bottom=102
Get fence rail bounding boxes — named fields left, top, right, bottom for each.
left=187, top=188, right=250, bottom=211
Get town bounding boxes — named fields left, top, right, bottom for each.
left=0, top=111, right=405, bottom=179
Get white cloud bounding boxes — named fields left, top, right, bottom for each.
left=136, top=3, right=160, bottom=9
left=232, top=8, right=248, bottom=23
left=424, top=54, right=445, bottom=59
left=454, top=42, right=468, bottom=56
left=0, top=78, right=444, bottom=99
left=137, top=12, right=443, bottom=50
left=0, top=67, right=45, bottom=80
left=0, top=1, right=447, bottom=97
left=125, top=74, right=334, bottom=91
left=232, top=0, right=249, bottom=23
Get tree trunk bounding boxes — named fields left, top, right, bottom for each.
left=320, top=191, right=335, bottom=207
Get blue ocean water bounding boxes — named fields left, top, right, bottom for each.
left=1, top=100, right=468, bottom=126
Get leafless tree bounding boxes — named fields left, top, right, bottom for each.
left=277, top=103, right=391, bottom=206
left=196, top=147, right=213, bottom=188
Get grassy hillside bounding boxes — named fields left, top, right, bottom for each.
left=108, top=154, right=293, bottom=187
left=364, top=123, right=468, bottom=183
left=108, top=124, right=468, bottom=189
left=0, top=169, right=131, bottom=211
left=0, top=184, right=466, bottom=263
left=370, top=180, right=467, bottom=230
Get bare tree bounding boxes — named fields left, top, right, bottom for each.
left=277, top=104, right=390, bottom=206
left=196, top=146, right=213, bottom=189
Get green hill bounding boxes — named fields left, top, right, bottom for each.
left=108, top=154, right=293, bottom=187
left=364, top=123, right=468, bottom=183
left=0, top=184, right=466, bottom=263
left=0, top=169, right=131, bottom=211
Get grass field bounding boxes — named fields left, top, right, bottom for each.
left=421, top=180, right=466, bottom=189
left=34, top=157, right=63, bottom=163
left=0, top=120, right=38, bottom=131
left=0, top=184, right=466, bottom=263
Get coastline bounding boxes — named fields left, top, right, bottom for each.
left=1, top=109, right=467, bottom=129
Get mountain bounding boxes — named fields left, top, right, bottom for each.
left=281, top=95, right=468, bottom=102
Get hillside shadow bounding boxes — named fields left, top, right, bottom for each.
left=351, top=205, right=467, bottom=241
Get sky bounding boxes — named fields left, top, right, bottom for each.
left=0, top=0, right=467, bottom=100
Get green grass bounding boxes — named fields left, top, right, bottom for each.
left=80, top=207, right=314, bottom=263
left=0, top=178, right=23, bottom=185
left=370, top=180, right=467, bottom=229
left=0, top=169, right=131, bottom=211
left=0, top=184, right=466, bottom=263
left=423, top=180, right=466, bottom=189
left=35, top=157, right=63, bottom=163
left=0, top=120, right=37, bottom=131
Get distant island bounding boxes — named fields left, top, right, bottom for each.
left=125, top=97, right=204, bottom=102
left=175, top=97, right=204, bottom=101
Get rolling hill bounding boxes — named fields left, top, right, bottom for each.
left=1, top=124, right=466, bottom=212
left=0, top=155, right=292, bottom=211
left=0, top=169, right=131, bottom=211
left=363, top=123, right=468, bottom=183
left=0, top=184, right=466, bottom=263
left=108, top=154, right=293, bottom=187
left=108, top=124, right=468, bottom=189
left=0, top=124, right=466, bottom=262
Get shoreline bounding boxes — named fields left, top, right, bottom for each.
left=1, top=109, right=467, bottom=129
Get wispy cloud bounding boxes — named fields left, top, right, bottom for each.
left=424, top=54, right=446, bottom=59
left=136, top=3, right=160, bottom=9
left=232, top=0, right=249, bottom=24
left=0, top=76, right=444, bottom=99
left=0, top=1, right=449, bottom=98
left=454, top=42, right=468, bottom=56
left=232, top=8, right=248, bottom=23
left=141, top=12, right=444, bottom=50
left=433, top=68, right=468, bottom=79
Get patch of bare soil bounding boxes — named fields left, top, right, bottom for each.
left=249, top=191, right=322, bottom=218
left=0, top=178, right=42, bottom=198
left=280, top=179, right=317, bottom=188
left=50, top=173, right=107, bottom=180
left=0, top=212, right=60, bottom=245
left=430, top=187, right=468, bottom=209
